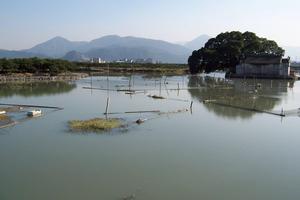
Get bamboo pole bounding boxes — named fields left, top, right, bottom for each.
left=83, top=86, right=203, bottom=91
left=104, top=110, right=160, bottom=115
left=0, top=103, right=63, bottom=110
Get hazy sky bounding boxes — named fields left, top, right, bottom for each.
left=1, top=0, right=300, bottom=50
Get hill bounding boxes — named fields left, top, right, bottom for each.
left=184, top=34, right=211, bottom=50
left=24, top=35, right=191, bottom=63
left=0, top=49, right=46, bottom=58
left=26, top=36, right=87, bottom=58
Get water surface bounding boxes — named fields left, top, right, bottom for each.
left=1, top=75, right=300, bottom=200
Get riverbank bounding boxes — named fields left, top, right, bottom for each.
left=0, top=59, right=189, bottom=82
left=76, top=63, right=189, bottom=75
left=0, top=73, right=88, bottom=83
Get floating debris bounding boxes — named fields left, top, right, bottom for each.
left=203, top=99, right=217, bottom=104
left=159, top=108, right=189, bottom=115
left=125, top=91, right=136, bottom=95
left=125, top=91, right=145, bottom=95
left=147, top=94, right=166, bottom=99
left=136, top=118, right=147, bottom=124
left=27, top=109, right=42, bottom=117
left=121, top=194, right=136, bottom=200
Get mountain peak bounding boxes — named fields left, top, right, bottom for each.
left=48, top=36, right=69, bottom=42
left=27, top=36, right=78, bottom=57
left=185, top=34, right=211, bottom=50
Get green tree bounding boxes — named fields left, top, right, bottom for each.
left=188, top=31, right=285, bottom=74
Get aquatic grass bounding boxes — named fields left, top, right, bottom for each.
left=68, top=118, right=122, bottom=132
left=0, top=114, right=8, bottom=121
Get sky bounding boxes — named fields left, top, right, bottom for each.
left=1, top=0, right=300, bottom=50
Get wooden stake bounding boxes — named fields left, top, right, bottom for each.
left=190, top=101, right=193, bottom=109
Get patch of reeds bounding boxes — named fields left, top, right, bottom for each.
left=0, top=114, right=8, bottom=121
left=68, top=118, right=122, bottom=132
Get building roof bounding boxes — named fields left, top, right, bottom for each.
left=244, top=56, right=282, bottom=65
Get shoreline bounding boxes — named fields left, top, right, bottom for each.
left=0, top=68, right=189, bottom=83
left=0, top=73, right=89, bottom=83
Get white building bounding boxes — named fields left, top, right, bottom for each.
left=90, top=58, right=106, bottom=63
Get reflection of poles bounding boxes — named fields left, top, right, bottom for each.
left=105, top=97, right=110, bottom=120
left=164, top=77, right=169, bottom=96
left=252, top=96, right=256, bottom=109
left=129, top=75, right=132, bottom=91
left=159, top=78, right=162, bottom=96
left=281, top=107, right=284, bottom=123
left=90, top=74, right=93, bottom=95
left=105, top=64, right=110, bottom=119
left=271, top=80, right=273, bottom=88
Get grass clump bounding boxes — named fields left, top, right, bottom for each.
left=69, top=118, right=122, bottom=132
left=0, top=114, right=9, bottom=121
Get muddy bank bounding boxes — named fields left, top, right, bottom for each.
left=0, top=73, right=88, bottom=83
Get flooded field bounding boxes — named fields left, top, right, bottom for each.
left=1, top=74, right=300, bottom=200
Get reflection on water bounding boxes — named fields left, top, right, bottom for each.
left=188, top=76, right=293, bottom=119
left=0, top=82, right=76, bottom=97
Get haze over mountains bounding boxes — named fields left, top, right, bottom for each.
left=1, top=34, right=300, bottom=63
left=0, top=35, right=208, bottom=63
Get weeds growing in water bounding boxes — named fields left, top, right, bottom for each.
left=0, top=114, right=9, bottom=121
left=68, top=118, right=122, bottom=132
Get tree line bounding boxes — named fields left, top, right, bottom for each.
left=188, top=31, right=285, bottom=74
left=0, top=58, right=77, bottom=75
left=0, top=58, right=187, bottom=75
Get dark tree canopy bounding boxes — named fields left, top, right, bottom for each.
left=0, top=58, right=77, bottom=75
left=188, top=31, right=285, bottom=74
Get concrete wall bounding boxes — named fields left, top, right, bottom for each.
left=236, top=63, right=290, bottom=78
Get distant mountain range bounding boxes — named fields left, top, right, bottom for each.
left=0, top=35, right=209, bottom=63
left=1, top=34, right=300, bottom=63
left=0, top=49, right=46, bottom=59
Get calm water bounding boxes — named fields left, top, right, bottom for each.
left=1, top=74, right=300, bottom=200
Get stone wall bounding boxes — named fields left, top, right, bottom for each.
left=236, top=63, right=290, bottom=78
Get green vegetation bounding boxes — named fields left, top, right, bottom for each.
left=75, top=62, right=187, bottom=75
left=0, top=58, right=77, bottom=75
left=188, top=31, right=285, bottom=74
left=69, top=118, right=122, bottom=132
left=0, top=58, right=187, bottom=75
